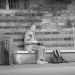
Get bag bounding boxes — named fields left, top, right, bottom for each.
left=51, top=50, right=58, bottom=63
left=51, top=49, right=68, bottom=63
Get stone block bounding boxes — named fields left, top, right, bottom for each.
left=13, top=50, right=75, bottom=64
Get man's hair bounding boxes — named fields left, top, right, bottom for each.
left=28, top=23, right=35, bottom=29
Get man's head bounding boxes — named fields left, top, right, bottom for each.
left=30, top=23, right=36, bottom=31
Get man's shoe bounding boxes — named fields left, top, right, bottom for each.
left=36, top=59, right=48, bottom=64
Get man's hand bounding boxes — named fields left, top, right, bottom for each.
left=33, top=40, right=38, bottom=44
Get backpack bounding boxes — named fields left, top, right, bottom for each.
left=51, top=49, right=68, bottom=63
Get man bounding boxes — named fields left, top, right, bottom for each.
left=24, top=24, right=48, bottom=64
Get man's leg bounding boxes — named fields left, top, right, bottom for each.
left=37, top=46, right=45, bottom=60
left=36, top=46, right=48, bottom=64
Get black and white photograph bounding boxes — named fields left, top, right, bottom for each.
left=0, top=0, right=75, bottom=75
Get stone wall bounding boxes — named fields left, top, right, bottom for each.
left=0, top=1, right=75, bottom=53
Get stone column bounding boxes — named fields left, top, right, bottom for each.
left=8, top=37, right=14, bottom=65
left=6, top=0, right=9, bottom=10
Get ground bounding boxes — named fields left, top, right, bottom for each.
left=0, top=62, right=75, bottom=75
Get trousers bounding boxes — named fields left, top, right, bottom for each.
left=25, top=45, right=45, bottom=60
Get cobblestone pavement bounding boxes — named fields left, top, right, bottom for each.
left=0, top=62, right=75, bottom=75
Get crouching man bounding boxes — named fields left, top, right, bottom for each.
left=24, top=24, right=48, bottom=64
